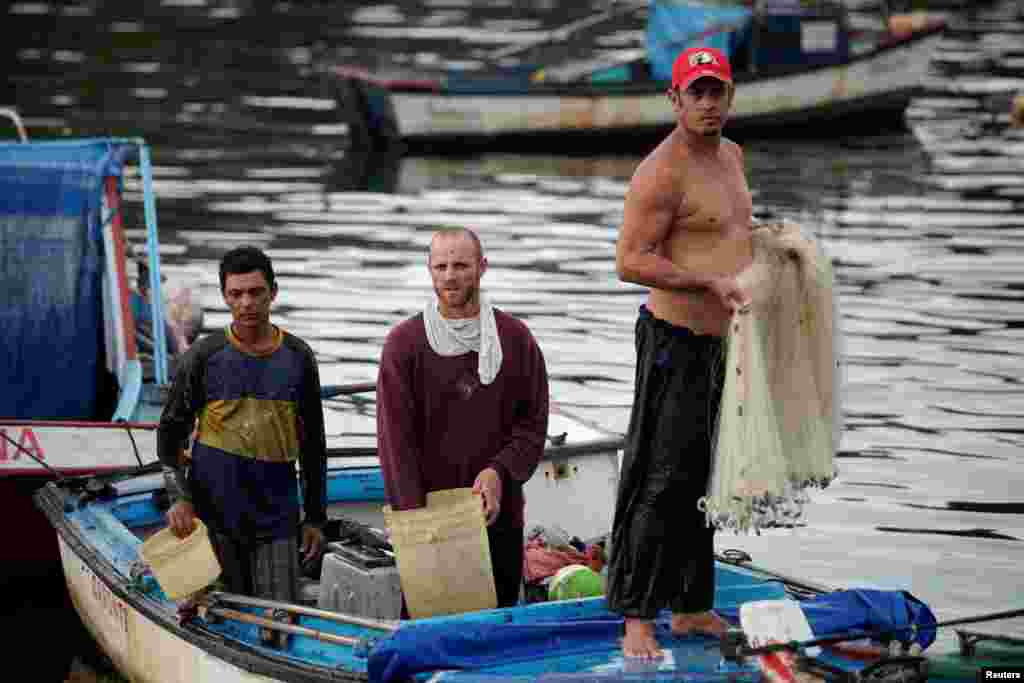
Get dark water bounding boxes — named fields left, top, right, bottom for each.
left=5, top=0, right=1024, bottom=675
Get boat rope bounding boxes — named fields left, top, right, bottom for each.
left=117, top=420, right=145, bottom=467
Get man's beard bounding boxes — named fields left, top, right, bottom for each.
left=700, top=118, right=723, bottom=136
left=436, top=283, right=479, bottom=309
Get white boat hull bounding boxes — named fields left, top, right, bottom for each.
left=386, top=33, right=942, bottom=139
left=60, top=536, right=273, bottom=683
left=0, top=422, right=157, bottom=476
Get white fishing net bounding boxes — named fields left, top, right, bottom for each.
left=698, top=221, right=843, bottom=533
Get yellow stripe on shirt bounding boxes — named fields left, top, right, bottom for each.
left=198, top=397, right=300, bottom=462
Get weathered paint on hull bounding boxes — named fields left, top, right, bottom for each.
left=60, top=535, right=278, bottom=683
left=387, top=33, right=942, bottom=140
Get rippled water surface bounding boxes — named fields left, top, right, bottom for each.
left=8, top=0, right=1024, bottom=656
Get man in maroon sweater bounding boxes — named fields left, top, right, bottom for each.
left=376, top=227, right=550, bottom=609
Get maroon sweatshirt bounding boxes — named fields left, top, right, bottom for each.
left=376, top=309, right=549, bottom=530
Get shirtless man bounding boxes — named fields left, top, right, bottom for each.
left=606, top=46, right=753, bottom=659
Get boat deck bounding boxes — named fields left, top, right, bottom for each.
left=52, top=478, right=932, bottom=682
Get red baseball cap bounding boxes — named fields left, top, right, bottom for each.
left=671, top=46, right=733, bottom=91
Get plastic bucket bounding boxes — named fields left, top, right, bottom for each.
left=140, top=518, right=221, bottom=600
left=384, top=488, right=497, bottom=618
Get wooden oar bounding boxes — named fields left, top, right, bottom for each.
left=201, top=605, right=365, bottom=647
left=723, top=607, right=1024, bottom=660
left=320, top=382, right=376, bottom=399
left=206, top=591, right=398, bottom=632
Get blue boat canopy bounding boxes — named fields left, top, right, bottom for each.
left=647, top=0, right=851, bottom=83
left=646, top=1, right=753, bottom=82
left=0, top=140, right=138, bottom=420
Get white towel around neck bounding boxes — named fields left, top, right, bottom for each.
left=423, top=295, right=503, bottom=385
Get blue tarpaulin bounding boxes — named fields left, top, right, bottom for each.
left=0, top=140, right=137, bottom=420
left=719, top=589, right=938, bottom=650
left=367, top=589, right=937, bottom=683
left=646, top=1, right=753, bottom=82
left=369, top=617, right=624, bottom=683
left=797, top=588, right=937, bottom=648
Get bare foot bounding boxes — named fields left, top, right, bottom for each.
left=622, top=618, right=663, bottom=659
left=671, top=610, right=729, bottom=638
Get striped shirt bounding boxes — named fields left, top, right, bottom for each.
left=157, top=326, right=327, bottom=541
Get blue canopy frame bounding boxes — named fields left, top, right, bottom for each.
left=0, top=138, right=167, bottom=420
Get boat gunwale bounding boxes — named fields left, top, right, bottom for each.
left=385, top=86, right=924, bottom=151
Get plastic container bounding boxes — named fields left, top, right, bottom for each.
left=384, top=488, right=496, bottom=618
left=317, top=544, right=402, bottom=620
left=139, top=518, right=221, bottom=600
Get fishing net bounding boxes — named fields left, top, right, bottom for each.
left=699, top=221, right=843, bottom=533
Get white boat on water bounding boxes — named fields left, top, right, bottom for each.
left=332, top=0, right=947, bottom=148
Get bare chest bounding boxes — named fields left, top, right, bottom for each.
left=675, top=170, right=752, bottom=235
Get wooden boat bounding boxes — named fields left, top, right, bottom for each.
left=0, top=118, right=172, bottom=587
left=35, top=415, right=1021, bottom=683
left=332, top=0, right=947, bottom=149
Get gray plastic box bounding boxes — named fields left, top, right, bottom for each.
left=317, top=542, right=403, bottom=620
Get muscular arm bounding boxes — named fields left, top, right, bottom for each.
left=617, top=144, right=752, bottom=313
left=376, top=329, right=427, bottom=512
left=615, top=156, right=712, bottom=292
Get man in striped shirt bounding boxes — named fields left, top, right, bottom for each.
left=157, top=246, right=327, bottom=607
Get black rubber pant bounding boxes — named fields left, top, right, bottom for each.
left=606, top=306, right=724, bottom=619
